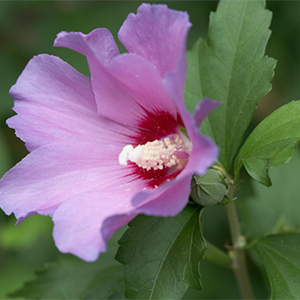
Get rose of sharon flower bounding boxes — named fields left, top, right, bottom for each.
left=0, top=4, right=220, bottom=261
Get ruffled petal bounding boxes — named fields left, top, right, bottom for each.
left=54, top=31, right=178, bottom=132
left=8, top=54, right=161, bottom=151
left=52, top=176, right=191, bottom=261
left=8, top=55, right=98, bottom=151
left=54, top=28, right=119, bottom=66
left=0, top=142, right=146, bottom=221
left=119, top=3, right=191, bottom=79
left=52, top=191, right=136, bottom=262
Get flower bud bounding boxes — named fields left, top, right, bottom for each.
left=190, top=168, right=228, bottom=206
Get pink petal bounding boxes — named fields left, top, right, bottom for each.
left=52, top=191, right=136, bottom=262
left=106, top=53, right=178, bottom=133
left=119, top=3, right=191, bottom=78
left=0, top=142, right=145, bottom=221
left=8, top=54, right=159, bottom=151
left=162, top=37, right=220, bottom=177
left=193, top=98, right=222, bottom=127
left=54, top=31, right=178, bottom=132
left=132, top=175, right=193, bottom=217
left=8, top=55, right=98, bottom=151
left=54, top=28, right=119, bottom=66
left=179, top=100, right=219, bottom=177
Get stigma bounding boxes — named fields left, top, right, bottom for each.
left=118, top=134, right=191, bottom=171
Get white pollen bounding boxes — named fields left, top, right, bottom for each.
left=119, top=145, right=134, bottom=165
left=128, top=145, right=144, bottom=164
left=118, top=134, right=191, bottom=171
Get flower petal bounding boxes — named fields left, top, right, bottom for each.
left=193, top=98, right=222, bottom=127
left=54, top=28, right=119, bottom=66
left=8, top=54, right=158, bottom=151
left=0, top=142, right=145, bottom=221
left=163, top=36, right=220, bottom=177
left=52, top=191, right=136, bottom=262
left=54, top=30, right=178, bottom=132
left=132, top=175, right=193, bottom=217
left=118, top=3, right=191, bottom=79
left=106, top=53, right=178, bottom=133
left=8, top=55, right=99, bottom=151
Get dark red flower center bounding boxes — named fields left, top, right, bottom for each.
left=121, top=110, right=191, bottom=189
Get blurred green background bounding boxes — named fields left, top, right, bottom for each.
left=1, top=1, right=300, bottom=299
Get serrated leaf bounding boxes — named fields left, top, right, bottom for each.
left=235, top=100, right=300, bottom=186
left=236, top=150, right=300, bottom=241
left=253, top=233, right=300, bottom=299
left=115, top=204, right=206, bottom=300
left=83, top=264, right=125, bottom=300
left=184, top=0, right=276, bottom=173
left=9, top=229, right=125, bottom=300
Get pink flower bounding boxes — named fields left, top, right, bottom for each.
left=0, top=4, right=219, bottom=261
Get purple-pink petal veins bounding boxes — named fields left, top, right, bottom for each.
left=55, top=31, right=179, bottom=131
left=53, top=191, right=137, bottom=262
left=0, top=4, right=220, bottom=262
left=119, top=3, right=191, bottom=78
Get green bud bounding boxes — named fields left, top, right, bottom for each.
left=190, top=168, right=228, bottom=206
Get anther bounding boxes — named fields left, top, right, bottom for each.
left=118, top=134, right=189, bottom=171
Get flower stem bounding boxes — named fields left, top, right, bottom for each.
left=225, top=186, right=254, bottom=299
left=205, top=241, right=232, bottom=269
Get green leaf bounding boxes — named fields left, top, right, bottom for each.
left=253, top=233, right=300, bottom=299
left=10, top=256, right=124, bottom=300
left=236, top=150, right=300, bottom=241
left=115, top=204, right=207, bottom=300
left=235, top=100, right=300, bottom=186
left=235, top=153, right=300, bottom=297
left=9, top=228, right=126, bottom=299
left=184, top=0, right=276, bottom=173
left=82, top=264, right=125, bottom=300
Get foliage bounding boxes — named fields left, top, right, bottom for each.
left=184, top=0, right=276, bottom=173
left=235, top=100, right=300, bottom=186
left=253, top=233, right=300, bottom=299
left=8, top=227, right=126, bottom=300
left=116, top=204, right=206, bottom=300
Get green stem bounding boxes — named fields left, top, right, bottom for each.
left=226, top=187, right=254, bottom=299
left=205, top=241, right=232, bottom=269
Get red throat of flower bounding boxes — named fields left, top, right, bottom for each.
left=119, top=111, right=192, bottom=189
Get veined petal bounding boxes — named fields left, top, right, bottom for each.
left=0, top=142, right=146, bottom=221
left=105, top=53, right=178, bottom=134
left=119, top=3, right=191, bottom=79
left=8, top=54, right=156, bottom=151
left=8, top=55, right=98, bottom=151
left=54, top=28, right=119, bottom=66
left=54, top=31, right=178, bottom=133
left=53, top=191, right=136, bottom=262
